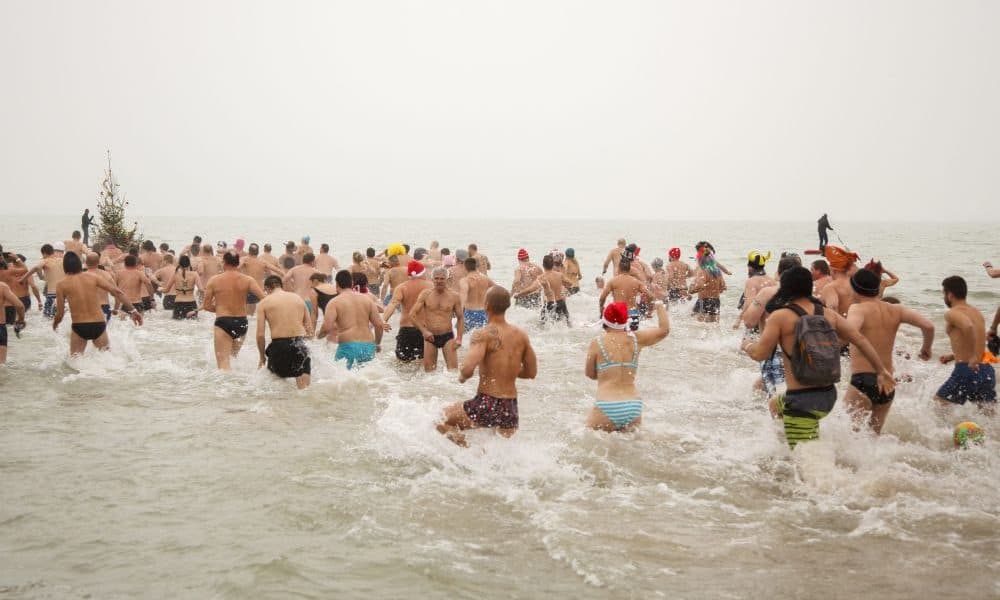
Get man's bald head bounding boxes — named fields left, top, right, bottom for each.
left=485, top=285, right=510, bottom=315
left=85, top=252, right=100, bottom=267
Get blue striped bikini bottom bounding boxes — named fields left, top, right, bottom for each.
left=594, top=399, right=643, bottom=428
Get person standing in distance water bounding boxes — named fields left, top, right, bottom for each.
left=437, top=287, right=537, bottom=447
left=81, top=209, right=95, bottom=247
left=817, top=213, right=834, bottom=252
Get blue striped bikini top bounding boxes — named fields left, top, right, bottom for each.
left=596, top=334, right=639, bottom=372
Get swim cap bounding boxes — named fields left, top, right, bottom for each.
left=824, top=245, right=859, bottom=271
left=697, top=248, right=721, bottom=278
left=517, top=248, right=529, bottom=261
left=669, top=247, right=681, bottom=260
left=622, top=244, right=638, bottom=262
left=302, top=235, right=310, bottom=244
left=602, top=302, right=629, bottom=329
left=234, top=239, right=245, bottom=251
left=407, top=260, right=425, bottom=278
left=850, top=269, right=880, bottom=297
left=443, top=255, right=456, bottom=267
left=217, top=240, right=227, bottom=249
left=456, top=249, right=469, bottom=261
left=652, top=257, right=664, bottom=269
left=386, top=243, right=406, bottom=257
left=565, top=248, right=575, bottom=259
left=747, top=250, right=771, bottom=268
left=53, top=241, right=65, bottom=252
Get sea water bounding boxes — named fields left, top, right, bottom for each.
left=1, top=217, right=997, bottom=598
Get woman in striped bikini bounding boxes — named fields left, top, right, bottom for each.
left=585, top=300, right=670, bottom=432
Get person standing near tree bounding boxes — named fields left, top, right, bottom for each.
left=81, top=209, right=95, bottom=247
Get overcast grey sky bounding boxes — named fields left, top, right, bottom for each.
left=2, top=1, right=997, bottom=220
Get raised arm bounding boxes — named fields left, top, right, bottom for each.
left=635, top=301, right=669, bottom=347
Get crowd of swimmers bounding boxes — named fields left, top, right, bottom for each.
left=0, top=230, right=997, bottom=449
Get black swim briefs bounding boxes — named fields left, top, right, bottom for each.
left=850, top=372, right=895, bottom=406
left=71, top=321, right=107, bottom=341
left=172, top=301, right=198, bottom=320
left=432, top=330, right=454, bottom=349
left=214, top=316, right=249, bottom=340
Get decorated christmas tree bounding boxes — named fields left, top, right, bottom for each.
left=93, top=151, right=140, bottom=249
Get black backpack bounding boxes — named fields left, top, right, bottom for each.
left=780, top=301, right=841, bottom=386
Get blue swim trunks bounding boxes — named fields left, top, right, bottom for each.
left=464, top=309, right=487, bottom=332
left=334, top=341, right=377, bottom=369
left=937, top=363, right=996, bottom=405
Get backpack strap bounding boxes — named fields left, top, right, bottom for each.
left=810, top=298, right=825, bottom=316
left=779, top=303, right=807, bottom=317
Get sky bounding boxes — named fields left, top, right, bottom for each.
left=1, top=0, right=997, bottom=220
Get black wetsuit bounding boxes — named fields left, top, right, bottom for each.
left=817, top=215, right=833, bottom=251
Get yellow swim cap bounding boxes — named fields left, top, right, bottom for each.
left=747, top=250, right=772, bottom=268
left=386, top=243, right=406, bottom=257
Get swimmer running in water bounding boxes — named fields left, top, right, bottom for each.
left=323, top=270, right=390, bottom=369
left=935, top=276, right=995, bottom=415
left=584, top=300, right=669, bottom=432
left=842, top=269, right=934, bottom=433
left=256, top=275, right=313, bottom=389
left=202, top=252, right=266, bottom=371
left=437, top=286, right=537, bottom=447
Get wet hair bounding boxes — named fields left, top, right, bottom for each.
left=321, top=243, right=330, bottom=253
left=282, top=256, right=295, bottom=270
left=72, top=230, right=81, bottom=239
left=335, top=269, right=353, bottom=289
left=41, top=243, right=54, bottom=256
left=441, top=248, right=450, bottom=256
left=85, top=252, right=99, bottom=266
left=403, top=244, right=411, bottom=253
left=776, top=255, right=802, bottom=276
left=159, top=243, right=170, bottom=252
left=142, top=240, right=156, bottom=252
left=178, top=255, right=191, bottom=270
left=248, top=243, right=259, bottom=256
left=942, top=275, right=967, bottom=300
left=202, top=244, right=213, bottom=255
left=223, top=251, right=240, bottom=267
left=124, top=255, right=138, bottom=267
left=366, top=247, right=375, bottom=258
left=63, top=251, right=83, bottom=274
left=128, top=246, right=140, bottom=257
left=468, top=243, right=477, bottom=252
left=353, top=251, right=364, bottom=264
left=542, top=255, right=554, bottom=270
left=264, top=243, right=272, bottom=252
left=190, top=244, right=201, bottom=256
left=193, top=236, right=202, bottom=244
left=309, top=272, right=328, bottom=283
left=619, top=257, right=632, bottom=273
left=352, top=272, right=369, bottom=289
left=776, top=266, right=814, bottom=300
left=286, top=241, right=296, bottom=252
left=302, top=252, right=315, bottom=265
left=162, top=253, right=174, bottom=264
left=485, top=286, right=510, bottom=314
left=264, top=275, right=283, bottom=290
left=464, top=257, right=478, bottom=272
left=811, top=259, right=830, bottom=275
left=413, top=248, right=427, bottom=261
left=882, top=296, right=900, bottom=305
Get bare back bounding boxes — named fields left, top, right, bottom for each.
left=473, top=322, right=532, bottom=398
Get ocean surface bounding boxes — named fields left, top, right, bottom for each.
left=1, top=217, right=998, bottom=599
